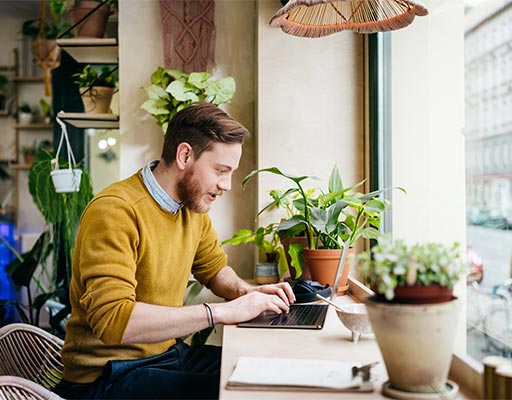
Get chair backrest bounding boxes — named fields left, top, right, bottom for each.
left=0, top=323, right=64, bottom=390
left=0, top=375, right=64, bottom=400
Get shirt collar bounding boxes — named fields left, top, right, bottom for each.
left=141, top=160, right=182, bottom=214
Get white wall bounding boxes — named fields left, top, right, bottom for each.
left=256, top=0, right=365, bottom=229
left=119, top=0, right=258, bottom=278
left=390, top=0, right=466, bottom=352
left=119, top=0, right=364, bottom=278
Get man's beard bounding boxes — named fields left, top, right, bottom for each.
left=177, top=168, right=210, bottom=213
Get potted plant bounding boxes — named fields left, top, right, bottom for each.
left=26, top=148, right=93, bottom=334
left=67, top=0, right=117, bottom=38
left=20, top=140, right=39, bottom=165
left=21, top=0, right=73, bottom=96
left=0, top=74, right=9, bottom=111
left=39, top=98, right=53, bottom=123
left=222, top=223, right=287, bottom=284
left=356, top=239, right=466, bottom=397
left=141, top=67, right=236, bottom=133
left=18, top=103, right=33, bottom=125
left=242, top=165, right=403, bottom=293
left=72, top=64, right=117, bottom=113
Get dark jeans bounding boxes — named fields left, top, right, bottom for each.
left=54, top=340, right=221, bottom=399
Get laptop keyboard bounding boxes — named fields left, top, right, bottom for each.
left=269, top=304, right=328, bottom=326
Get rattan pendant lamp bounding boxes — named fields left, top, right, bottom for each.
left=270, top=0, right=429, bottom=37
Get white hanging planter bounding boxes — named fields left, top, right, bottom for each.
left=51, top=116, right=82, bottom=193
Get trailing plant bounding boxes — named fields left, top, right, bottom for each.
left=21, top=0, right=73, bottom=39
left=356, top=238, right=466, bottom=301
left=73, top=64, right=118, bottom=89
left=23, top=149, right=94, bottom=333
left=141, top=67, right=236, bottom=133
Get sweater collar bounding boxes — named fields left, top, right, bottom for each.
left=141, top=160, right=182, bottom=214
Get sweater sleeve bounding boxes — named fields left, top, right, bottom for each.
left=73, top=196, right=139, bottom=345
left=191, top=214, right=228, bottom=287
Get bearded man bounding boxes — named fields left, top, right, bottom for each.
left=55, top=102, right=295, bottom=400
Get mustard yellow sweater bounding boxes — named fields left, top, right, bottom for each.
left=61, top=172, right=227, bottom=383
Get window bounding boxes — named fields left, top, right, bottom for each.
left=464, top=0, right=512, bottom=361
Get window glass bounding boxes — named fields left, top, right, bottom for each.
left=464, top=0, right=512, bottom=361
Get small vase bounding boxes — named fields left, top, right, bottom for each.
left=254, top=262, right=279, bottom=285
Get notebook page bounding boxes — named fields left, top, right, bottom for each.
left=227, top=356, right=362, bottom=390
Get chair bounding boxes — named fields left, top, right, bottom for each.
left=0, top=323, right=64, bottom=394
left=0, top=375, right=63, bottom=400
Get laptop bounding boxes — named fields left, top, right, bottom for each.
left=237, top=240, right=351, bottom=330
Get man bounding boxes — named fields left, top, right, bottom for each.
left=55, top=102, right=295, bottom=399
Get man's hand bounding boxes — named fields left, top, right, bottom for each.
left=247, top=282, right=295, bottom=307
left=211, top=289, right=293, bottom=325
left=210, top=282, right=295, bottom=325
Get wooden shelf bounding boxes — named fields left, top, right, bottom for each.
left=9, top=163, right=32, bottom=170
left=0, top=110, right=9, bottom=117
left=56, top=38, right=118, bottom=64
left=12, top=76, right=45, bottom=83
left=57, top=112, right=119, bottom=129
left=0, top=64, right=16, bottom=72
left=14, top=123, right=53, bottom=130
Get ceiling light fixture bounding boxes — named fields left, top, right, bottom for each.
left=270, top=0, right=429, bottom=37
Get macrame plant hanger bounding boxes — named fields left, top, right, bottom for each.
left=34, top=0, right=61, bottom=96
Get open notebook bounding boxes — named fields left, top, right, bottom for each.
left=237, top=239, right=351, bottom=329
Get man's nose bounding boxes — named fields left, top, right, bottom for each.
left=218, top=175, right=232, bottom=192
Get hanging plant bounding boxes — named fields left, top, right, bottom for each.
left=27, top=128, right=93, bottom=333
left=141, top=67, right=236, bottom=134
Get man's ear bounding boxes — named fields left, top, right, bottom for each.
left=176, top=143, right=193, bottom=170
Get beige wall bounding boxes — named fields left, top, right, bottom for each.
left=390, top=0, right=466, bottom=352
left=119, top=0, right=365, bottom=279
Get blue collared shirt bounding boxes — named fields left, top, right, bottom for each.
left=140, top=160, right=182, bottom=215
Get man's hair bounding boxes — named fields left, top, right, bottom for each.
left=161, top=102, right=249, bottom=164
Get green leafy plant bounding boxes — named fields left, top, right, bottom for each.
left=356, top=239, right=466, bottom=301
left=23, top=149, right=94, bottom=334
left=19, top=103, right=31, bottom=113
left=0, top=74, right=8, bottom=95
left=20, top=140, right=38, bottom=157
left=221, top=223, right=289, bottom=277
left=21, top=0, right=72, bottom=39
left=243, top=165, right=404, bottom=250
left=39, top=98, right=52, bottom=119
left=72, top=65, right=117, bottom=89
left=141, top=67, right=236, bottom=133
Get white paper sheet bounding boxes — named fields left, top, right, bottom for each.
left=227, top=356, right=364, bottom=391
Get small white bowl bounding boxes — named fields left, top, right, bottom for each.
left=335, top=303, right=373, bottom=342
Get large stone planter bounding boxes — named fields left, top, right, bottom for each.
left=366, top=296, right=461, bottom=397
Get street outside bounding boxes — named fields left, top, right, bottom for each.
left=466, top=226, right=512, bottom=361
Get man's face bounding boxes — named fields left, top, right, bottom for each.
left=177, top=142, right=242, bottom=213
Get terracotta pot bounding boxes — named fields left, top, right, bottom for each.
left=302, top=248, right=352, bottom=296
left=69, top=1, right=112, bottom=38
left=366, top=296, right=461, bottom=394
left=280, top=236, right=311, bottom=280
left=393, top=285, right=454, bottom=304
left=80, top=86, right=114, bottom=113
left=23, top=154, right=35, bottom=166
